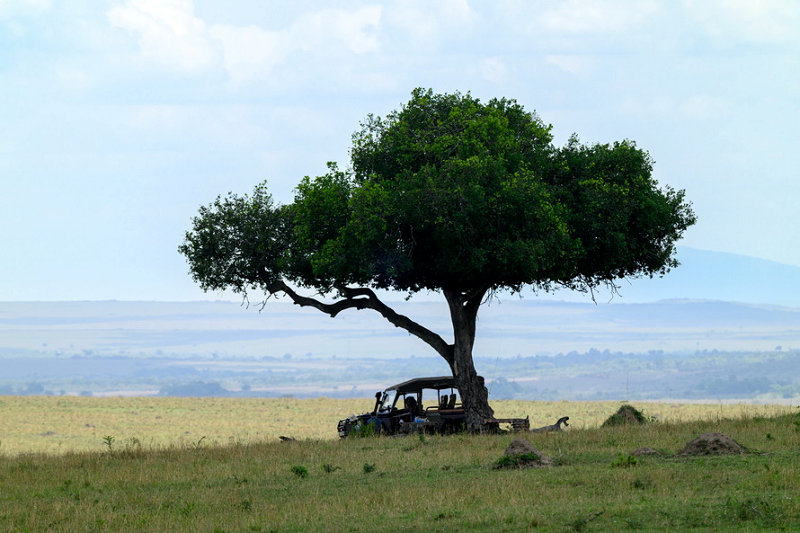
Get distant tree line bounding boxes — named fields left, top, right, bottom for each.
left=158, top=381, right=230, bottom=397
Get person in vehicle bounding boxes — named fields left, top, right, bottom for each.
left=404, top=396, right=421, bottom=417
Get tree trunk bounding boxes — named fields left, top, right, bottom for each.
left=444, top=289, right=494, bottom=431
left=451, top=342, right=494, bottom=431
left=274, top=282, right=496, bottom=430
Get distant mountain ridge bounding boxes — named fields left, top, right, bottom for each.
left=1, top=298, right=798, bottom=359
left=0, top=247, right=798, bottom=359
left=541, top=247, right=800, bottom=307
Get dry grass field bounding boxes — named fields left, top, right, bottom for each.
left=1, top=396, right=794, bottom=455
left=1, top=405, right=799, bottom=531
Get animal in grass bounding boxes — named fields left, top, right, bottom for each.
left=279, top=436, right=296, bottom=442
left=531, top=416, right=570, bottom=433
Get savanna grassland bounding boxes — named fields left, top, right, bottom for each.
left=1, top=403, right=799, bottom=532
left=1, top=397, right=799, bottom=531
left=0, top=396, right=795, bottom=455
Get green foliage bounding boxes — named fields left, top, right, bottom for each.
left=290, top=465, right=308, bottom=479
left=347, top=419, right=378, bottom=438
left=178, top=88, right=696, bottom=425
left=493, top=451, right=541, bottom=469
left=362, top=462, right=376, bottom=474
left=610, top=454, right=638, bottom=468
left=180, top=88, right=695, bottom=298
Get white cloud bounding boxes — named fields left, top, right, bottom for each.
left=544, top=54, right=596, bottom=79
left=210, top=24, right=284, bottom=84
left=107, top=1, right=382, bottom=83
left=435, top=0, right=478, bottom=28
left=293, top=5, right=381, bottom=55
left=478, top=57, right=510, bottom=84
left=107, top=0, right=219, bottom=73
left=539, top=0, right=660, bottom=35
left=684, top=0, right=800, bottom=46
left=384, top=0, right=476, bottom=49
left=384, top=6, right=435, bottom=48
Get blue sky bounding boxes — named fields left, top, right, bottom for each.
left=1, top=0, right=798, bottom=301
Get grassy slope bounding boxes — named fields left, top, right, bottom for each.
left=0, top=404, right=798, bottom=531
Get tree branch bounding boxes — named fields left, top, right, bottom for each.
left=269, top=281, right=453, bottom=363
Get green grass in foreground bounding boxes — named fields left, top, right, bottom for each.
left=1, top=412, right=799, bottom=532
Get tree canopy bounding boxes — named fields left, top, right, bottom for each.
left=180, top=88, right=695, bottom=428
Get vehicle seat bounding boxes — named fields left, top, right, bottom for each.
left=439, top=395, right=448, bottom=409
left=447, top=393, right=457, bottom=409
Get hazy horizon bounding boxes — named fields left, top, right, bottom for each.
left=3, top=246, right=798, bottom=309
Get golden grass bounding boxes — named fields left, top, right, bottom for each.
left=1, top=408, right=798, bottom=531
left=1, top=396, right=794, bottom=456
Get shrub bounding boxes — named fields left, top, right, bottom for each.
left=290, top=465, right=308, bottom=479
left=610, top=454, right=638, bottom=468
left=348, top=420, right=378, bottom=438
left=494, top=452, right=541, bottom=469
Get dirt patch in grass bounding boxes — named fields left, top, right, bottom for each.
left=631, top=446, right=663, bottom=457
left=679, top=433, right=746, bottom=456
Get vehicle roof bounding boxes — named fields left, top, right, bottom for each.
left=385, top=376, right=457, bottom=393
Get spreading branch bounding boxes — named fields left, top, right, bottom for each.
left=269, top=280, right=452, bottom=363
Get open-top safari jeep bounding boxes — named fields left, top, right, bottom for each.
left=337, top=376, right=530, bottom=437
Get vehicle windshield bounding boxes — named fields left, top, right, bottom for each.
left=378, top=390, right=397, bottom=412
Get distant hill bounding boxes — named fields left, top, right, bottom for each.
left=540, top=247, right=800, bottom=307
left=1, top=247, right=798, bottom=359
left=1, top=298, right=798, bottom=359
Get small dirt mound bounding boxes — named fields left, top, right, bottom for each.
left=679, top=433, right=746, bottom=456
left=495, top=439, right=552, bottom=469
left=631, top=446, right=662, bottom=457
left=602, top=404, right=647, bottom=427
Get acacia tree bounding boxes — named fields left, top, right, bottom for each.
left=179, top=89, right=695, bottom=429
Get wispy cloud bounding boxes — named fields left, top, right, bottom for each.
left=107, top=0, right=382, bottom=84
left=539, top=0, right=660, bottom=35
left=209, top=24, right=284, bottom=84
left=383, top=0, right=476, bottom=50
left=107, top=0, right=219, bottom=73
left=684, top=0, right=800, bottom=46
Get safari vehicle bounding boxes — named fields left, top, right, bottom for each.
left=337, top=376, right=529, bottom=437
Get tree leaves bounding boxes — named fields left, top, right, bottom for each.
left=180, top=88, right=695, bottom=300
